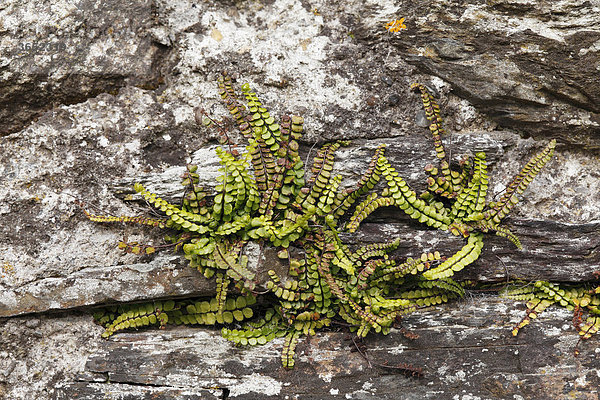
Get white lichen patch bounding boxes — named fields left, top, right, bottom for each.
left=378, top=342, right=405, bottom=356
left=97, top=135, right=110, bottom=147
left=453, top=394, right=482, bottom=400
left=1, top=315, right=101, bottom=400
left=430, top=76, right=451, bottom=94
left=439, top=366, right=477, bottom=386
left=575, top=375, right=587, bottom=387
left=541, top=326, right=562, bottom=337
left=459, top=2, right=600, bottom=43
left=453, top=98, right=480, bottom=128
left=166, top=0, right=364, bottom=137
left=579, top=39, right=600, bottom=56
left=319, top=372, right=333, bottom=383
left=362, top=381, right=374, bottom=391
left=228, top=373, right=282, bottom=397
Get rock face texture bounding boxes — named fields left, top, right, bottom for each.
left=390, top=0, right=600, bottom=148
left=0, top=0, right=167, bottom=136
left=1, top=0, right=599, bottom=399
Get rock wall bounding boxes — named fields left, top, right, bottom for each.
left=1, top=0, right=599, bottom=399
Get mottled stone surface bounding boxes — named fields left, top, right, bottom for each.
left=2, top=298, right=598, bottom=399
left=385, top=0, right=600, bottom=148
left=0, top=0, right=168, bottom=136
left=1, top=0, right=599, bottom=399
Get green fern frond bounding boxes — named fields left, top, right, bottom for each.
left=503, top=281, right=600, bottom=351
left=282, top=330, right=301, bottom=369
left=346, top=192, right=394, bottom=232
left=450, top=152, right=488, bottom=220
left=100, top=300, right=174, bottom=338
left=422, top=233, right=484, bottom=280
left=350, top=237, right=402, bottom=264
left=378, top=156, right=451, bottom=229
left=333, top=144, right=386, bottom=219
left=212, top=242, right=255, bottom=292
left=399, top=287, right=457, bottom=308
left=297, top=141, right=348, bottom=210
left=411, top=83, right=454, bottom=195
left=579, top=316, right=600, bottom=340
left=511, top=297, right=556, bottom=337
left=217, top=72, right=249, bottom=135
left=484, top=139, right=556, bottom=225
left=221, top=308, right=286, bottom=346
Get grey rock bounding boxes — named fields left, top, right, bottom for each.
left=378, top=0, right=600, bottom=147
left=415, top=109, right=429, bottom=127
left=24, top=318, right=40, bottom=329
left=0, top=0, right=169, bottom=136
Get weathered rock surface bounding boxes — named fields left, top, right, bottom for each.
left=384, top=0, right=600, bottom=148
left=2, top=298, right=599, bottom=399
left=0, top=0, right=169, bottom=136
left=1, top=0, right=599, bottom=399
left=2, top=131, right=598, bottom=318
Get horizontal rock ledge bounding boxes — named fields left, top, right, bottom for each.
left=2, top=218, right=596, bottom=318
left=0, top=255, right=214, bottom=318
left=53, top=297, right=600, bottom=400
left=112, top=132, right=516, bottom=199
left=350, top=217, right=600, bottom=282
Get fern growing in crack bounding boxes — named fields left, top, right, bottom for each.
left=501, top=281, right=600, bottom=355
left=85, top=72, right=555, bottom=370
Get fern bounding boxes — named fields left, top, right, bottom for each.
left=84, top=73, right=556, bottom=370
left=501, top=281, right=600, bottom=352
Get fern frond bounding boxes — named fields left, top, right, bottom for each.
left=134, top=183, right=211, bottom=233
left=274, top=118, right=305, bottom=210
left=313, top=242, right=346, bottom=303
left=399, top=286, right=457, bottom=307
left=282, top=330, right=301, bottom=368
left=451, top=152, right=488, bottom=220
left=333, top=144, right=386, bottom=219
left=181, top=164, right=211, bottom=215
left=484, top=140, right=556, bottom=224
left=500, top=283, right=537, bottom=302
left=222, top=308, right=286, bottom=346
left=241, top=84, right=280, bottom=146
left=212, top=242, right=255, bottom=292
left=81, top=211, right=167, bottom=228
left=297, top=141, right=348, bottom=209
left=424, top=278, right=465, bottom=298
left=373, top=254, right=434, bottom=281
left=411, top=83, right=453, bottom=191
left=217, top=72, right=249, bottom=132
left=346, top=192, right=394, bottom=233
left=101, top=300, right=174, bottom=338
left=579, top=316, right=600, bottom=340
left=175, top=295, right=256, bottom=326
left=422, top=233, right=484, bottom=280
left=266, top=270, right=303, bottom=302
left=511, top=297, right=555, bottom=336
left=350, top=237, right=402, bottom=264
left=379, top=156, right=451, bottom=229
left=355, top=259, right=386, bottom=290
